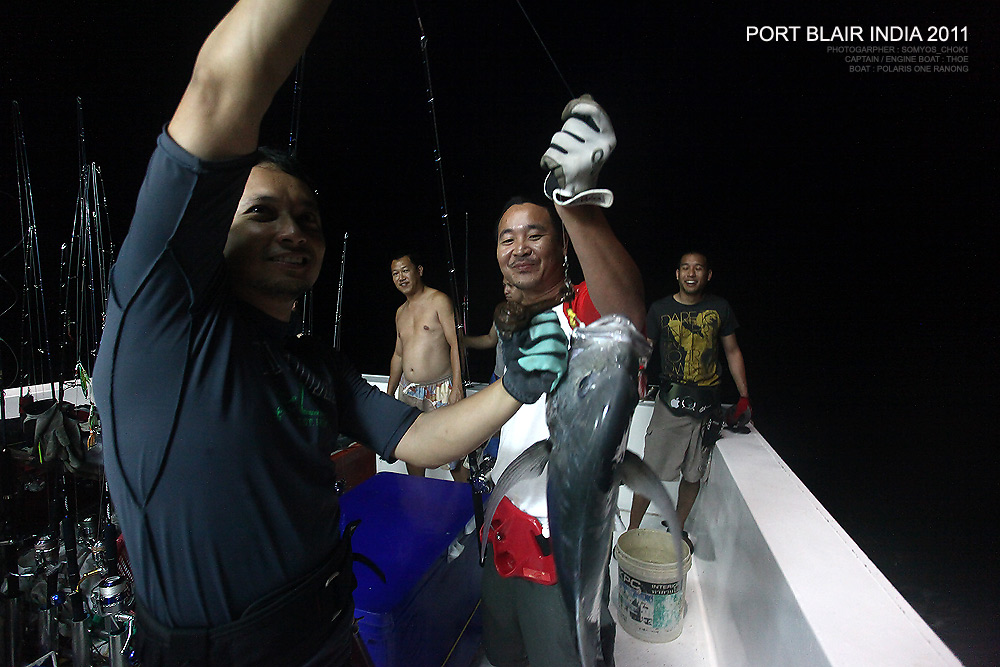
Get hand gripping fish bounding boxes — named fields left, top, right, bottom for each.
left=482, top=314, right=686, bottom=667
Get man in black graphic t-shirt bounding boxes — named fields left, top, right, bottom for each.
left=627, top=252, right=751, bottom=545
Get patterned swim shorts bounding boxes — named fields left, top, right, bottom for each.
left=398, top=375, right=452, bottom=412
left=398, top=375, right=461, bottom=471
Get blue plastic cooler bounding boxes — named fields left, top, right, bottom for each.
left=339, top=472, right=482, bottom=666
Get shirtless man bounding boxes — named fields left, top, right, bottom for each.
left=388, top=251, right=466, bottom=479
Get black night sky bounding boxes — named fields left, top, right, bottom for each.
left=3, top=1, right=997, bottom=663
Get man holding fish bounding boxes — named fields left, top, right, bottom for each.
left=482, top=96, right=645, bottom=667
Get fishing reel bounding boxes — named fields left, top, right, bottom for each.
left=92, top=575, right=132, bottom=616
left=470, top=455, right=495, bottom=495
left=78, top=516, right=99, bottom=548
left=34, top=534, right=62, bottom=578
left=92, top=575, right=137, bottom=667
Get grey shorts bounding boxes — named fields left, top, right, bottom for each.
left=642, top=398, right=712, bottom=483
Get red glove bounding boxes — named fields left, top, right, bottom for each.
left=726, top=397, right=752, bottom=426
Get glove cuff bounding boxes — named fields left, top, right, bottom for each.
left=502, top=371, right=542, bottom=405
left=554, top=187, right=614, bottom=208
left=543, top=173, right=614, bottom=208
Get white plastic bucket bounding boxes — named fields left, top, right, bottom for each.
left=613, top=528, right=692, bottom=643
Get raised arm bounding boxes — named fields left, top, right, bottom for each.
left=540, top=95, right=645, bottom=328
left=557, top=204, right=645, bottom=329
left=168, top=0, right=334, bottom=160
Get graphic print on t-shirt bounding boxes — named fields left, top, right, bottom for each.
left=661, top=309, right=722, bottom=387
left=275, top=386, right=330, bottom=429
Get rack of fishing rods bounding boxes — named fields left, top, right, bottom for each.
left=4, top=100, right=131, bottom=666
left=7, top=99, right=114, bottom=401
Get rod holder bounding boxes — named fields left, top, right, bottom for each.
left=5, top=594, right=21, bottom=667
left=71, top=619, right=91, bottom=667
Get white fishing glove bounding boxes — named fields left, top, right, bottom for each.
left=540, top=94, right=616, bottom=208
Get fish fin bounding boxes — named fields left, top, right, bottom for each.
left=479, top=439, right=552, bottom=565
left=620, top=452, right=687, bottom=588
left=574, top=611, right=601, bottom=667
left=614, top=506, right=628, bottom=531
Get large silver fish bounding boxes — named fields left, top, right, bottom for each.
left=483, top=314, right=685, bottom=667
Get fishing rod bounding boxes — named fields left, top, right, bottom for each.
left=12, top=102, right=58, bottom=398
left=287, top=56, right=305, bottom=159
left=61, top=98, right=114, bottom=381
left=285, top=56, right=316, bottom=336
left=462, top=213, right=469, bottom=328
left=58, top=100, right=114, bottom=480
left=333, top=232, right=348, bottom=351
left=81, top=165, right=113, bottom=375
left=460, top=212, right=470, bottom=384
left=412, top=6, right=469, bottom=387
left=58, top=100, right=84, bottom=385
left=413, top=6, right=491, bottom=553
left=61, top=473, right=90, bottom=666
left=38, top=469, right=63, bottom=654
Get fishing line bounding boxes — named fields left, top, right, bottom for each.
left=0, top=265, right=18, bottom=320
left=513, top=0, right=575, bottom=99
left=441, top=598, right=482, bottom=666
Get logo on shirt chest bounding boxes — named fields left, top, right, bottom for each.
left=275, top=387, right=329, bottom=429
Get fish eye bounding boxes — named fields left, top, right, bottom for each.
left=577, top=372, right=592, bottom=398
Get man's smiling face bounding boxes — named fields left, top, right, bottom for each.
left=224, top=164, right=325, bottom=319
left=496, top=203, right=563, bottom=299
left=676, top=253, right=711, bottom=297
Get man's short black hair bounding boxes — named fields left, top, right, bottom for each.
left=390, top=249, right=422, bottom=267
left=494, top=196, right=562, bottom=239
left=678, top=251, right=711, bottom=271
left=255, top=147, right=319, bottom=198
